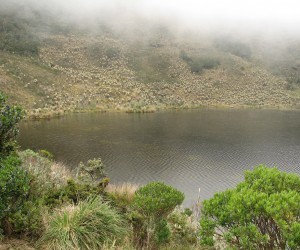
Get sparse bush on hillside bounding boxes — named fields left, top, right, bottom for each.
left=286, top=74, right=300, bottom=90
left=0, top=16, right=39, bottom=56
left=214, top=37, right=251, bottom=59
left=86, top=43, right=121, bottom=68
left=190, top=57, right=220, bottom=74
left=105, top=47, right=121, bottom=59
left=38, top=197, right=128, bottom=250
left=128, top=44, right=176, bottom=83
left=180, top=50, right=220, bottom=74
left=200, top=165, right=300, bottom=249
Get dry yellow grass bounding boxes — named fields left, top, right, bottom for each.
left=106, top=183, right=139, bottom=207
left=19, top=149, right=72, bottom=188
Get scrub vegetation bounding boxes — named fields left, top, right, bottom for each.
left=1, top=93, right=300, bottom=249
left=1, top=0, right=300, bottom=248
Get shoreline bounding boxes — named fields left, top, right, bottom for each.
left=24, top=103, right=300, bottom=120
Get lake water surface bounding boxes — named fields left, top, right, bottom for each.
left=18, top=109, right=300, bottom=206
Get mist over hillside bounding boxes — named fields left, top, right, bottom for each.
left=0, top=0, right=300, bottom=116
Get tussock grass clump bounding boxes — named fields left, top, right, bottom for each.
left=106, top=183, right=139, bottom=211
left=38, top=197, right=128, bottom=250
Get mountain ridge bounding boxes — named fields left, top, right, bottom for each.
left=0, top=11, right=300, bottom=118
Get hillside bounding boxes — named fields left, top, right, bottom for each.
left=0, top=10, right=300, bottom=118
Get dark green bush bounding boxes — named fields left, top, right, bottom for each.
left=0, top=16, right=39, bottom=56
left=180, top=50, right=220, bottom=74
left=0, top=92, right=24, bottom=158
left=15, top=151, right=110, bottom=237
left=133, top=182, right=184, bottom=218
left=200, top=165, right=300, bottom=249
left=132, top=182, right=184, bottom=249
left=42, top=157, right=110, bottom=206
left=215, top=37, right=251, bottom=59
left=9, top=198, right=45, bottom=237
left=37, top=149, right=54, bottom=160
left=76, top=158, right=107, bottom=183
left=155, top=219, right=171, bottom=244
left=0, top=155, right=30, bottom=236
left=190, top=57, right=220, bottom=74
left=44, top=178, right=108, bottom=207
left=105, top=47, right=120, bottom=59
left=13, top=151, right=110, bottom=237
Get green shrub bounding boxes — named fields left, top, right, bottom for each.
left=132, top=182, right=184, bottom=249
left=9, top=198, right=46, bottom=237
left=0, top=92, right=24, bottom=158
left=200, top=165, right=300, bottom=249
left=44, top=179, right=107, bottom=207
left=133, top=182, right=184, bottom=218
left=38, top=196, right=128, bottom=250
left=155, top=219, right=171, bottom=245
left=168, top=208, right=198, bottom=246
left=15, top=151, right=109, bottom=237
left=38, top=149, right=54, bottom=160
left=9, top=150, right=71, bottom=237
left=76, top=158, right=107, bottom=183
left=0, top=155, right=30, bottom=236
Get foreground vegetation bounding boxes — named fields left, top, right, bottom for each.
left=1, top=93, right=300, bottom=249
left=200, top=166, right=300, bottom=249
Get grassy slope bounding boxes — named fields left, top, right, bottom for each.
left=0, top=13, right=300, bottom=117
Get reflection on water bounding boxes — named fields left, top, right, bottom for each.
left=18, top=109, right=300, bottom=206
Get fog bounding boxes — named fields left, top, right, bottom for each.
left=1, top=0, right=300, bottom=35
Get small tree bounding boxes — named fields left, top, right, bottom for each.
left=0, top=155, right=30, bottom=236
left=200, top=165, right=300, bottom=249
left=0, top=92, right=24, bottom=158
left=76, top=158, right=107, bottom=183
left=132, top=182, right=184, bottom=248
left=0, top=93, right=27, bottom=236
left=133, top=182, right=184, bottom=219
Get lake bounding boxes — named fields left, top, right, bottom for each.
left=18, top=109, right=300, bottom=206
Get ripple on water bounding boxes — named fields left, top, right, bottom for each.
left=18, top=110, right=300, bottom=206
